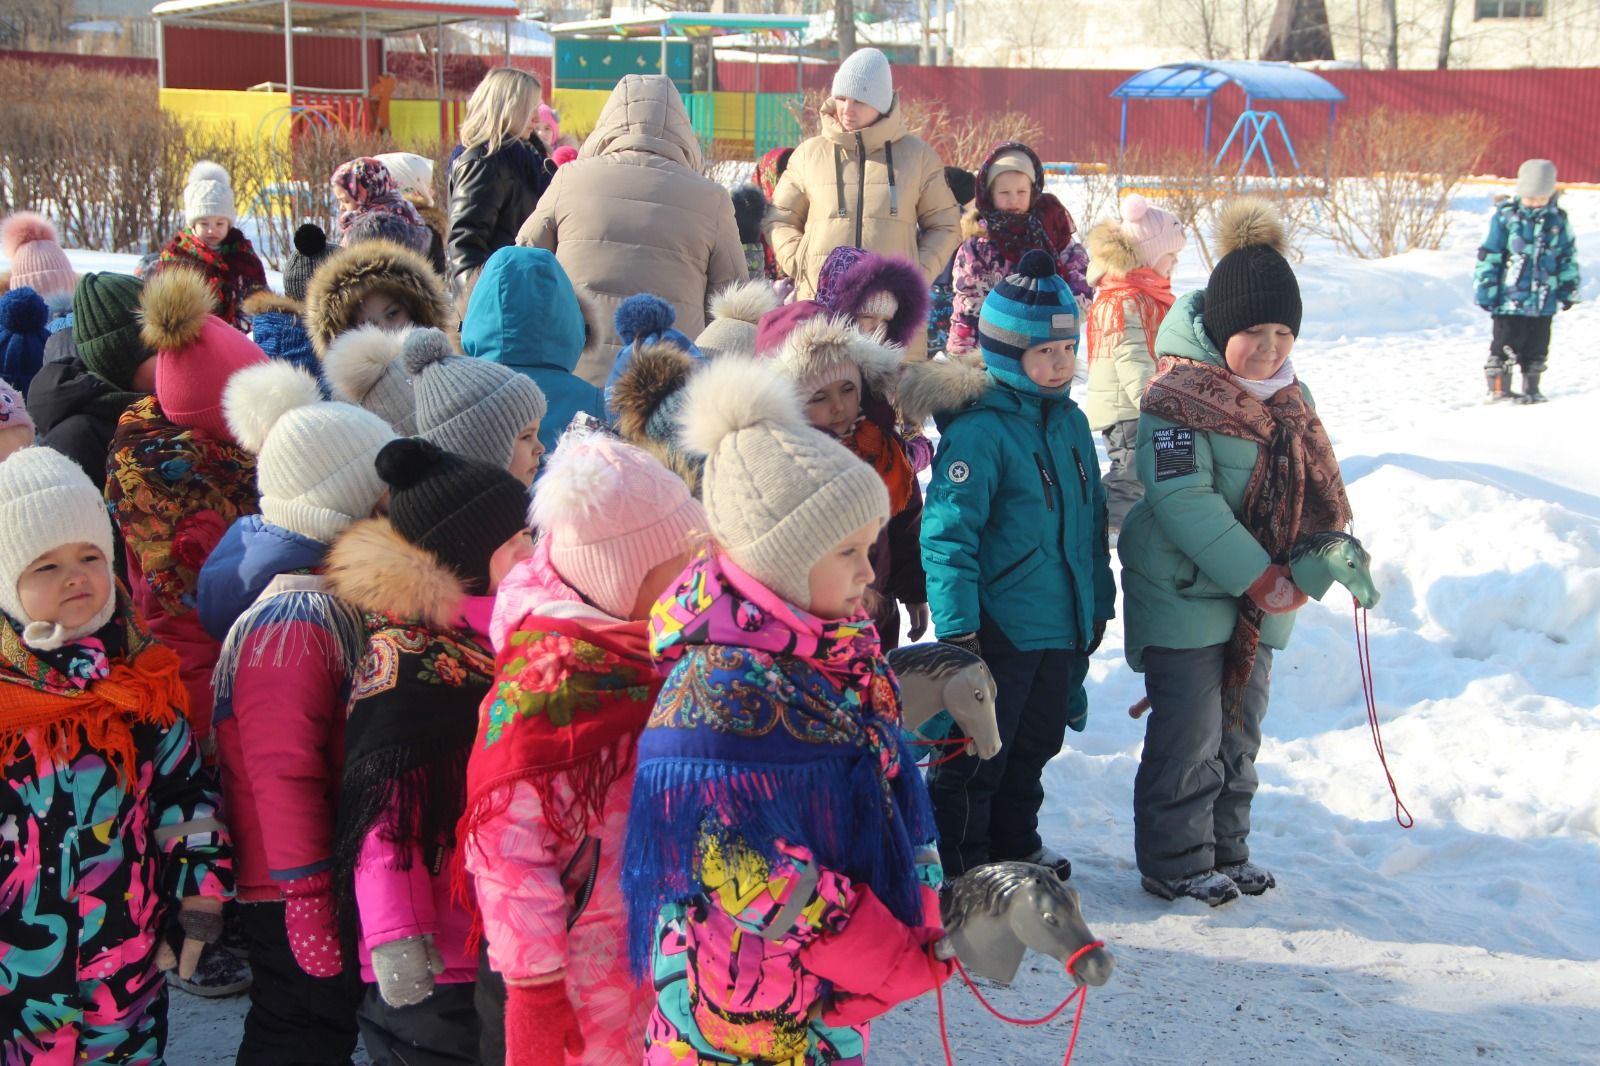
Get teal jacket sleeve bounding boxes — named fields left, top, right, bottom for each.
left=1088, top=427, right=1116, bottom=623
left=921, top=418, right=1000, bottom=638
left=1555, top=210, right=1581, bottom=306
left=1474, top=209, right=1508, bottom=310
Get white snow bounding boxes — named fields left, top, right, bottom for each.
left=17, top=185, right=1597, bottom=1066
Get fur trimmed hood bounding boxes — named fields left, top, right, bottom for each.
left=813, top=247, right=931, bottom=351
left=325, top=516, right=466, bottom=628
left=305, top=240, right=453, bottom=356
left=897, top=352, right=987, bottom=428
left=1085, top=219, right=1145, bottom=287
left=242, top=289, right=305, bottom=318
left=768, top=312, right=905, bottom=399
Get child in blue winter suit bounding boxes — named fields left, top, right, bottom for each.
left=906, top=249, right=1116, bottom=878
left=1474, top=158, right=1580, bottom=404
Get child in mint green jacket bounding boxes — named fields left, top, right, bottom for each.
left=906, top=249, right=1115, bottom=878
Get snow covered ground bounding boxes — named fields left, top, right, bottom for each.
left=17, top=184, right=1600, bottom=1065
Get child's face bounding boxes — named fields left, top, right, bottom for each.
left=805, top=518, right=882, bottom=620
left=855, top=311, right=889, bottom=337
left=628, top=551, right=692, bottom=621
left=989, top=171, right=1033, bottom=213
left=17, top=542, right=112, bottom=634
left=1522, top=195, right=1551, bottom=209
left=355, top=293, right=413, bottom=331
left=487, top=528, right=535, bottom=594
left=1021, top=338, right=1077, bottom=391
left=1223, top=323, right=1295, bottom=380
left=0, top=424, right=33, bottom=462
left=534, top=121, right=557, bottom=148
left=191, top=216, right=231, bottom=248
left=1152, top=250, right=1180, bottom=278
left=131, top=356, right=158, bottom=393
left=804, top=378, right=863, bottom=439
left=509, top=420, right=545, bottom=487
left=834, top=96, right=881, bottom=133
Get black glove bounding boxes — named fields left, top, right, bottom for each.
left=939, top=633, right=982, bottom=658
left=1086, top=619, right=1108, bottom=655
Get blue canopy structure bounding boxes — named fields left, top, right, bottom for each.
left=1111, top=60, right=1344, bottom=176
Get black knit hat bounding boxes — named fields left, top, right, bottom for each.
left=375, top=437, right=529, bottom=595
left=1202, top=198, right=1301, bottom=352
left=73, top=272, right=151, bottom=390
left=944, top=165, right=977, bottom=207
left=283, top=224, right=331, bottom=303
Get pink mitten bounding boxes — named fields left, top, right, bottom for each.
left=1245, top=564, right=1308, bottom=616
left=282, top=871, right=343, bottom=978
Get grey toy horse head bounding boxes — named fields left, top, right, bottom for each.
left=888, top=642, right=1002, bottom=759
left=1290, top=531, right=1380, bottom=609
left=940, top=862, right=1114, bottom=988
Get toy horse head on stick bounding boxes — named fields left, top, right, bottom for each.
left=941, top=862, right=1115, bottom=987
left=888, top=642, right=1002, bottom=759
left=1290, top=530, right=1380, bottom=609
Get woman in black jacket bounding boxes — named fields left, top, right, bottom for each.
left=447, top=68, right=553, bottom=305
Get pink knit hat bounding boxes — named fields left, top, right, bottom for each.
left=2, top=213, right=75, bottom=300
left=531, top=433, right=705, bottom=620
left=0, top=379, right=34, bottom=438
left=1119, top=194, right=1186, bottom=268
left=538, top=102, right=560, bottom=144
left=140, top=268, right=267, bottom=441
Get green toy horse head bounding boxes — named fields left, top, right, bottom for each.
left=1290, top=531, right=1380, bottom=609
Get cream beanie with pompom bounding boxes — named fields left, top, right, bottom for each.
left=185, top=161, right=236, bottom=224
left=680, top=357, right=888, bottom=607
left=224, top=361, right=396, bottom=544
left=0, top=446, right=117, bottom=649
left=533, top=434, right=705, bottom=620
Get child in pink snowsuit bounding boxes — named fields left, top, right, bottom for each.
left=463, top=431, right=706, bottom=1065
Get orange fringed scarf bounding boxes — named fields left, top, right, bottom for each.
left=1087, top=267, right=1176, bottom=368
left=0, top=608, right=187, bottom=788
left=846, top=417, right=916, bottom=516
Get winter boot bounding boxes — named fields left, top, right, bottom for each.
left=1022, top=845, right=1073, bottom=881
left=1484, top=367, right=1518, bottom=403
left=1141, top=870, right=1240, bottom=907
left=1516, top=371, right=1546, bottom=404
left=1215, top=861, right=1277, bottom=896
left=165, top=942, right=252, bottom=998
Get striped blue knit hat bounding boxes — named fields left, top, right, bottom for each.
left=978, top=249, right=1078, bottom=395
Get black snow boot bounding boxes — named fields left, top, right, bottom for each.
left=1516, top=371, right=1546, bottom=404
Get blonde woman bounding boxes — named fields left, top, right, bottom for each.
left=447, top=67, right=553, bottom=300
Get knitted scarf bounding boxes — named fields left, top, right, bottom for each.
left=623, top=551, right=937, bottom=976
left=158, top=227, right=268, bottom=329
left=0, top=597, right=184, bottom=787
left=1141, top=358, right=1352, bottom=723
left=1087, top=268, right=1175, bottom=366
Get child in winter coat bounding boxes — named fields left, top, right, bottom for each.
left=0, top=379, right=34, bottom=460
left=1119, top=199, right=1354, bottom=906
left=305, top=239, right=454, bottom=359
left=326, top=438, right=534, bottom=1065
left=1474, top=158, right=1580, bottom=403
left=758, top=301, right=928, bottom=649
left=625, top=356, right=953, bottom=1066
left=245, top=224, right=332, bottom=383
left=158, top=162, right=268, bottom=330
left=731, top=182, right=770, bottom=279
left=402, top=326, right=549, bottom=485
left=462, top=246, right=604, bottom=457
left=463, top=433, right=707, bottom=1066
left=0, top=446, right=233, bottom=1064
left=198, top=363, right=397, bottom=1063
left=753, top=146, right=794, bottom=285
left=2, top=211, right=76, bottom=325
left=333, top=157, right=434, bottom=260
left=908, top=250, right=1116, bottom=878
left=374, top=152, right=450, bottom=277
left=0, top=286, right=49, bottom=395
left=1084, top=194, right=1187, bottom=532
left=949, top=142, right=1090, bottom=356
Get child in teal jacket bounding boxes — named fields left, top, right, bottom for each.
left=907, top=249, right=1115, bottom=877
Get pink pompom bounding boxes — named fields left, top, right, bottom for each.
left=1, top=212, right=60, bottom=259
left=552, top=145, right=578, bottom=167
left=1121, top=194, right=1149, bottom=223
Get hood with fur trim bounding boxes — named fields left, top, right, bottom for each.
left=897, top=352, right=987, bottom=429
left=305, top=240, right=453, bottom=356
left=812, top=247, right=931, bottom=351
left=242, top=289, right=304, bottom=318
left=1085, top=219, right=1145, bottom=287
left=768, top=312, right=904, bottom=400
left=325, top=516, right=466, bottom=629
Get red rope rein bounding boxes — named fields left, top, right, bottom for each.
left=911, top=735, right=974, bottom=769
left=931, top=940, right=1103, bottom=1066
left=1354, top=600, right=1413, bottom=829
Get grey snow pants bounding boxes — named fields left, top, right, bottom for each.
left=1133, top=643, right=1272, bottom=880
left=1101, top=420, right=1143, bottom=532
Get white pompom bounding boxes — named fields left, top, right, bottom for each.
left=223, top=361, right=325, bottom=455
left=1121, top=193, right=1149, bottom=223
left=676, top=356, right=805, bottom=458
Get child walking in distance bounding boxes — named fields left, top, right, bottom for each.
left=625, top=356, right=953, bottom=1066
left=157, top=162, right=268, bottom=329
left=0, top=446, right=233, bottom=1064
left=1474, top=158, right=1580, bottom=404
left=907, top=249, right=1115, bottom=880
left=1120, top=199, right=1354, bottom=906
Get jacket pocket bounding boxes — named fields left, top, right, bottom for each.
left=987, top=546, right=1044, bottom=596
left=1174, top=558, right=1226, bottom=598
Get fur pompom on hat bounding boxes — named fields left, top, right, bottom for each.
left=533, top=433, right=705, bottom=620
left=2, top=213, right=75, bottom=299
left=322, top=324, right=419, bottom=434
left=141, top=267, right=267, bottom=439
left=765, top=310, right=904, bottom=400
left=184, top=160, right=236, bottom=225
left=606, top=293, right=702, bottom=417
left=402, top=326, right=546, bottom=472
left=305, top=240, right=453, bottom=357
left=680, top=356, right=888, bottom=607
left=1203, top=197, right=1300, bottom=350
left=224, top=361, right=395, bottom=543
left=0, top=446, right=116, bottom=649
left=694, top=279, right=781, bottom=362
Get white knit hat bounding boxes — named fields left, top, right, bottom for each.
left=322, top=325, right=419, bottom=435
left=184, top=161, right=236, bottom=225
left=832, top=47, right=894, bottom=115
left=680, top=357, right=888, bottom=607
left=402, top=327, right=547, bottom=472
left=373, top=152, right=436, bottom=207
left=0, top=446, right=117, bottom=648
left=223, top=362, right=396, bottom=544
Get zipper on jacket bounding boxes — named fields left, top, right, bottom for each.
left=1032, top=452, right=1056, bottom=513
left=885, top=140, right=899, bottom=216
left=854, top=132, right=867, bottom=248
left=563, top=835, right=602, bottom=931
left=1070, top=447, right=1090, bottom=504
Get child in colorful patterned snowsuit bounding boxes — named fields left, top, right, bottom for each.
left=157, top=162, right=268, bottom=330
left=949, top=142, right=1090, bottom=356
left=326, top=438, right=534, bottom=1065
left=0, top=446, right=233, bottom=1065
left=1473, top=158, right=1581, bottom=403
left=625, top=356, right=953, bottom=1066
left=463, top=433, right=706, bottom=1066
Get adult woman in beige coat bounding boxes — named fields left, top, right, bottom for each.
left=765, top=48, right=961, bottom=357
left=515, top=74, right=747, bottom=387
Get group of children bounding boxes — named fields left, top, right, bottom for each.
left=0, top=58, right=1577, bottom=1062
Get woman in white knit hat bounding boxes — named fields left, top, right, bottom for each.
left=622, top=356, right=954, bottom=1065
left=155, top=161, right=268, bottom=330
